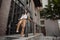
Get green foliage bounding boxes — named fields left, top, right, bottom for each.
left=40, top=0, right=60, bottom=20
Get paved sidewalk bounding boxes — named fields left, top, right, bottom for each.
left=0, top=33, right=43, bottom=40
left=1, top=33, right=60, bottom=40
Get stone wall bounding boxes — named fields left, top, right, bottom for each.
left=45, top=19, right=60, bottom=36
left=0, top=0, right=11, bottom=36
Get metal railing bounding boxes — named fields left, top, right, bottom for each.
left=24, top=19, right=41, bottom=37
left=6, top=0, right=42, bottom=36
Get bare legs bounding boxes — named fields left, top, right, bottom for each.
left=21, top=20, right=26, bottom=36
left=16, top=20, right=22, bottom=32
left=16, top=19, right=26, bottom=37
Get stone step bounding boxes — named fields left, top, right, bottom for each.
left=39, top=36, right=60, bottom=40
left=0, top=33, right=43, bottom=40
left=1, top=33, right=60, bottom=40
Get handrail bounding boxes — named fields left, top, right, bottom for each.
left=24, top=19, right=41, bottom=37
left=27, top=19, right=40, bottom=27
left=18, top=18, right=40, bottom=27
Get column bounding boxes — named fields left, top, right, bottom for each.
left=0, top=0, right=11, bottom=36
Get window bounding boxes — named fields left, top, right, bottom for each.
left=40, top=16, right=45, bottom=19
left=40, top=20, right=45, bottom=25
left=0, top=0, right=2, bottom=8
left=40, top=12, right=45, bottom=18
left=41, top=26, right=46, bottom=36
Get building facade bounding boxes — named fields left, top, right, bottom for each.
left=0, top=0, right=41, bottom=36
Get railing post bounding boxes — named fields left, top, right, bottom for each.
left=33, top=23, right=36, bottom=35
left=24, top=19, right=28, bottom=37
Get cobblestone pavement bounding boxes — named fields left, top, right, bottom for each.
left=0, top=33, right=43, bottom=40
left=1, top=33, right=60, bottom=40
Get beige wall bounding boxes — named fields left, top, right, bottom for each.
left=30, top=0, right=41, bottom=33
left=31, top=0, right=40, bottom=25
left=45, top=19, right=60, bottom=36
left=0, top=0, right=11, bottom=36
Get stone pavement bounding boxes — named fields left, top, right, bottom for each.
left=0, top=33, right=43, bottom=40
left=0, top=33, right=60, bottom=40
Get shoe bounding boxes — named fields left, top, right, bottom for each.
left=16, top=30, right=19, bottom=32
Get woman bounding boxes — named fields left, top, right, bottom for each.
left=16, top=10, right=31, bottom=37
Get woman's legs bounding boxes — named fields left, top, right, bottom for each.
left=16, top=20, right=23, bottom=32
left=21, top=19, right=26, bottom=36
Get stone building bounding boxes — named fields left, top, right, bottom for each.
left=0, top=0, right=41, bottom=36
